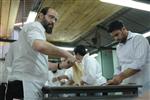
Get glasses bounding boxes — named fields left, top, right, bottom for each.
left=46, top=14, right=58, bottom=22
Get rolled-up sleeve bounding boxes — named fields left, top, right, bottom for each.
left=114, top=54, right=121, bottom=75
left=114, top=65, right=121, bottom=75
left=26, top=26, right=45, bottom=47
left=126, top=35, right=148, bottom=70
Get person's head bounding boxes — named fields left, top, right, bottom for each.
left=73, top=45, right=87, bottom=61
left=108, top=20, right=128, bottom=43
left=38, top=7, right=58, bottom=34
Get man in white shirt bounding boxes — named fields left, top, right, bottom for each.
left=107, top=20, right=150, bottom=95
left=6, top=7, right=75, bottom=100
left=73, top=45, right=106, bottom=85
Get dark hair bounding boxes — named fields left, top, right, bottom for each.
left=74, top=45, right=87, bottom=56
left=108, top=20, right=124, bottom=33
left=40, top=7, right=51, bottom=15
left=52, top=70, right=57, bottom=73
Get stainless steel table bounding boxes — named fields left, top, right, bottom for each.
left=42, top=85, right=142, bottom=100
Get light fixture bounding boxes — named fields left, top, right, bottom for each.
left=143, top=31, right=150, bottom=37
left=14, top=22, right=27, bottom=26
left=57, top=46, right=74, bottom=51
left=14, top=11, right=37, bottom=26
left=100, top=0, right=150, bottom=12
left=26, top=11, right=37, bottom=23
left=91, top=53, right=98, bottom=58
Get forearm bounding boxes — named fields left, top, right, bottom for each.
left=80, top=80, right=88, bottom=85
left=118, top=68, right=140, bottom=80
left=48, top=62, right=58, bottom=70
left=48, top=61, right=71, bottom=70
left=33, top=40, right=73, bottom=59
left=57, top=75, right=69, bottom=80
left=108, top=68, right=140, bottom=85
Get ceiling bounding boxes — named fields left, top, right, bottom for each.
left=42, top=0, right=122, bottom=43
left=0, top=0, right=20, bottom=38
left=1, top=0, right=150, bottom=52
left=0, top=0, right=122, bottom=42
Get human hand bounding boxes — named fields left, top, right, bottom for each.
left=60, top=57, right=76, bottom=69
left=52, top=77, right=58, bottom=82
left=59, top=60, right=71, bottom=69
left=67, top=56, right=76, bottom=65
left=107, top=75, right=123, bottom=85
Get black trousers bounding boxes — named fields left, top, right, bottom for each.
left=6, top=80, right=24, bottom=100
left=0, top=83, right=7, bottom=100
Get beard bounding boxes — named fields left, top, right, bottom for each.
left=41, top=19, right=53, bottom=34
left=118, top=31, right=127, bottom=44
left=118, top=36, right=127, bottom=43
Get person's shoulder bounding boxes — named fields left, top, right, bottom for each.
left=129, top=32, right=145, bottom=40
left=133, top=32, right=146, bottom=40
left=87, top=55, right=96, bottom=62
left=21, top=22, right=35, bottom=30
left=131, top=32, right=149, bottom=44
left=131, top=32, right=143, bottom=38
left=23, top=22, right=44, bottom=32
left=25, top=22, right=40, bottom=28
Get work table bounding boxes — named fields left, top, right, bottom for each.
left=42, top=85, right=142, bottom=100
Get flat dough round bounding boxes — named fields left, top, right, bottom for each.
left=72, top=62, right=83, bottom=86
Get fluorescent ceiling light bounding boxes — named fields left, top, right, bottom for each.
left=57, top=46, right=74, bottom=51
left=143, top=31, right=150, bottom=37
left=91, top=53, right=98, bottom=58
left=14, top=11, right=37, bottom=26
left=100, top=0, right=150, bottom=12
left=26, top=11, right=37, bottom=23
left=57, top=46, right=88, bottom=51
left=14, top=22, right=27, bottom=26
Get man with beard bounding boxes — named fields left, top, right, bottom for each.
left=107, top=20, right=150, bottom=95
left=5, top=7, right=76, bottom=100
